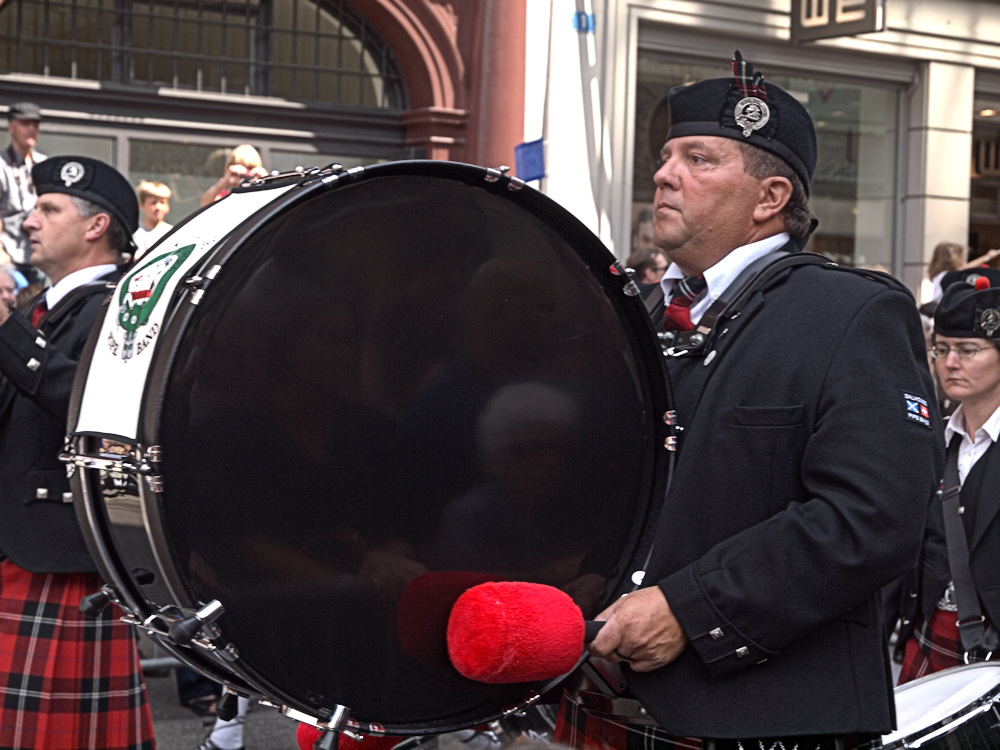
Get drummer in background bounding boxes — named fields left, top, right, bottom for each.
left=894, top=276, right=1000, bottom=682
left=0, top=156, right=154, bottom=748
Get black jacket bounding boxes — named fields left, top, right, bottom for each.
left=893, top=436, right=1000, bottom=652
left=627, top=246, right=944, bottom=737
left=0, top=273, right=117, bottom=572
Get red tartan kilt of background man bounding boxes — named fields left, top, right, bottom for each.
left=899, top=607, right=1000, bottom=685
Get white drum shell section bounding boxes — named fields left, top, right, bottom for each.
left=72, top=186, right=295, bottom=442
left=883, top=662, right=1000, bottom=747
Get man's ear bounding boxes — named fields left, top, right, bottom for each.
left=752, top=176, right=792, bottom=223
left=83, top=211, right=111, bottom=242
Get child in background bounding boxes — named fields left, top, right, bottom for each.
left=133, top=180, right=173, bottom=258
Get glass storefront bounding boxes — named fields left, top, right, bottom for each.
left=971, top=96, right=1000, bottom=254
left=633, top=55, right=900, bottom=269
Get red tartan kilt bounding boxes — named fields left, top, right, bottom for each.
left=0, top=559, right=155, bottom=749
left=553, top=690, right=701, bottom=750
left=898, top=608, right=1000, bottom=685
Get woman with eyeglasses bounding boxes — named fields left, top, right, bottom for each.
left=894, top=276, right=1000, bottom=682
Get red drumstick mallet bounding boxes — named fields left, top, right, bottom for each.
left=446, top=581, right=601, bottom=683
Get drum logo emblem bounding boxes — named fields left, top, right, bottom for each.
left=114, top=243, right=196, bottom=361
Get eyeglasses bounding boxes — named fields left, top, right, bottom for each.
left=929, top=344, right=996, bottom=360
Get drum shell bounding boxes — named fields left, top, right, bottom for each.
left=68, top=161, right=673, bottom=733
left=883, top=662, right=1000, bottom=748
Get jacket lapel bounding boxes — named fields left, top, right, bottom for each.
left=969, top=440, right=1000, bottom=552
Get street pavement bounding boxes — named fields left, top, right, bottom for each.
left=140, top=639, right=300, bottom=750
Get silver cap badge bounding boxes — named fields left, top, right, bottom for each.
left=734, top=97, right=770, bottom=138
left=981, top=308, right=1000, bottom=337
left=60, top=161, right=85, bottom=187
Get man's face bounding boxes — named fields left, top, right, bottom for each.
left=0, top=273, right=15, bottom=307
left=652, top=135, right=763, bottom=274
left=141, top=195, right=170, bottom=225
left=8, top=118, right=39, bottom=156
left=22, top=193, right=91, bottom=281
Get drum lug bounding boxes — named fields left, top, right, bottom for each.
left=144, top=475, right=164, bottom=493
left=501, top=703, right=527, bottom=718
left=79, top=584, right=120, bottom=618
left=186, top=265, right=223, bottom=306
left=484, top=165, right=510, bottom=183
left=282, top=705, right=351, bottom=734
left=169, top=599, right=226, bottom=646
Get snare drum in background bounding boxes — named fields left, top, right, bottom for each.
left=63, top=161, right=674, bottom=736
left=883, top=662, right=1000, bottom=748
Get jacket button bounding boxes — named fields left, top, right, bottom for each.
left=35, top=488, right=48, bottom=499
left=26, top=358, right=40, bottom=371
left=710, top=627, right=724, bottom=640
left=736, top=647, right=749, bottom=658
left=62, top=492, right=74, bottom=503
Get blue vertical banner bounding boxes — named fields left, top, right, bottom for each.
left=515, top=138, right=546, bottom=182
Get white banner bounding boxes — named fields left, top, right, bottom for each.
left=73, top=185, right=295, bottom=442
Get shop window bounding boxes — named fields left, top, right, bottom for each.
left=633, top=55, right=899, bottom=270
left=971, top=100, right=1000, bottom=253
left=0, top=0, right=406, bottom=109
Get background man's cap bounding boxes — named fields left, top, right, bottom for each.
left=666, top=51, right=817, bottom=195
left=33, top=156, right=139, bottom=234
left=935, top=277, right=1000, bottom=340
left=8, top=102, right=41, bottom=121
left=940, top=266, right=1000, bottom=293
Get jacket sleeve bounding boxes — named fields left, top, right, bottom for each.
left=658, top=288, right=944, bottom=678
left=0, top=308, right=84, bottom=421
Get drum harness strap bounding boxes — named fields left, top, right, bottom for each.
left=941, top=436, right=1000, bottom=661
left=644, top=250, right=833, bottom=359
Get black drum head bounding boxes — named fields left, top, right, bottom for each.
left=154, top=163, right=666, bottom=732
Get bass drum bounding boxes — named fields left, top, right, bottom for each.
left=66, top=161, right=673, bottom=735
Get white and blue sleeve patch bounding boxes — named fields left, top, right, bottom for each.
left=902, top=391, right=932, bottom=428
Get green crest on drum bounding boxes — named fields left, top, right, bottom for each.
left=117, top=243, right=196, bottom=360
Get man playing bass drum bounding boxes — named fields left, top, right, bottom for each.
left=558, top=53, right=943, bottom=750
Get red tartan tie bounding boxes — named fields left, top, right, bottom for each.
left=662, top=275, right=707, bottom=332
left=30, top=298, right=48, bottom=328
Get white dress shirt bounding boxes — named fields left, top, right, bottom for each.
left=659, top=232, right=791, bottom=325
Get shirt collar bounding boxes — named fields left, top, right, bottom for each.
left=44, top=264, right=117, bottom=309
left=945, top=402, right=1000, bottom=445
left=660, top=232, right=791, bottom=302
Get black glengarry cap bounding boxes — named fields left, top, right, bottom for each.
left=666, top=51, right=817, bottom=195
left=33, top=156, right=139, bottom=234
left=935, top=276, right=1000, bottom=340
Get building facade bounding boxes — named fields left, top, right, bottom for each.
left=533, top=0, right=1000, bottom=299
left=3, top=0, right=1000, bottom=299
left=0, top=0, right=527, bottom=219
